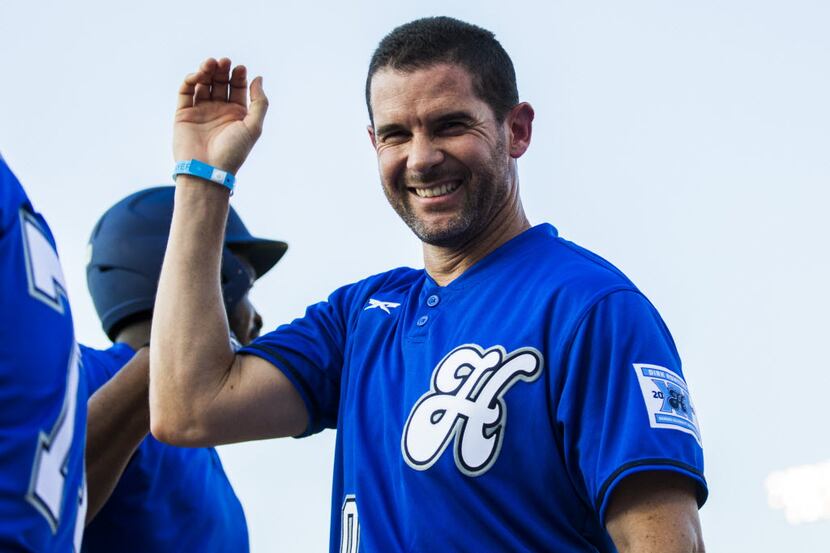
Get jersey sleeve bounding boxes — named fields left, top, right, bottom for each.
left=555, top=289, right=707, bottom=524
left=238, top=284, right=356, bottom=437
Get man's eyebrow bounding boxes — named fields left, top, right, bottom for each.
left=374, top=123, right=408, bottom=137
left=431, top=111, right=475, bottom=124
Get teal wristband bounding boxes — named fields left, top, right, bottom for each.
left=173, top=160, right=235, bottom=192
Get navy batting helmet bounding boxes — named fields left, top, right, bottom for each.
left=87, top=186, right=287, bottom=340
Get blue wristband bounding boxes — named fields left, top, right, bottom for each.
left=173, top=160, right=236, bottom=192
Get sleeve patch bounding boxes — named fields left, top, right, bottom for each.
left=633, top=363, right=702, bottom=446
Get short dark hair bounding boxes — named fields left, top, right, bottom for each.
left=366, top=17, right=519, bottom=124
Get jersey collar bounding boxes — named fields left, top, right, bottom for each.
left=422, top=223, right=559, bottom=294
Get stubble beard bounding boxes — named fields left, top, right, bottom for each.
left=385, top=137, right=511, bottom=249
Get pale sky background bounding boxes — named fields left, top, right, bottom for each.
left=2, top=0, right=829, bottom=551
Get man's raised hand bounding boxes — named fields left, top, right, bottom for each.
left=173, top=58, right=268, bottom=176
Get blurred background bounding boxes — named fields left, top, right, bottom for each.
left=2, top=0, right=828, bottom=550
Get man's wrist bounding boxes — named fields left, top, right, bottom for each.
left=172, top=176, right=234, bottom=224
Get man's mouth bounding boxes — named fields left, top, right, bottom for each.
left=410, top=180, right=462, bottom=198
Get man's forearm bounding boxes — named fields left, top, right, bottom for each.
left=151, top=57, right=269, bottom=444
left=149, top=179, right=235, bottom=443
left=86, top=348, right=150, bottom=522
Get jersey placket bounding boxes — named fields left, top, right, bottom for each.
left=406, top=281, right=445, bottom=342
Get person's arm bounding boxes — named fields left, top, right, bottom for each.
left=85, top=348, right=149, bottom=523
left=605, top=471, right=705, bottom=553
left=554, top=290, right=707, bottom=550
left=150, top=57, right=306, bottom=447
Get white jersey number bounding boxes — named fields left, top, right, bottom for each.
left=20, top=211, right=69, bottom=313
left=20, top=210, right=86, bottom=550
left=340, top=495, right=360, bottom=553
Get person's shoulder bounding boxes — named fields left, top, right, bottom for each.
left=521, top=223, right=638, bottom=296
left=331, top=266, right=422, bottom=305
left=356, top=266, right=423, bottom=293
left=80, top=342, right=136, bottom=392
left=0, top=160, right=62, bottom=261
left=80, top=342, right=135, bottom=364
left=0, top=158, right=30, bottom=232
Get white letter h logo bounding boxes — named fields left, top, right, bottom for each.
left=402, top=344, right=543, bottom=476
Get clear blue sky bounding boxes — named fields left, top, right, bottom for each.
left=2, top=1, right=829, bottom=550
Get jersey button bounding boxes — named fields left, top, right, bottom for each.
left=416, top=315, right=429, bottom=326
left=426, top=294, right=440, bottom=307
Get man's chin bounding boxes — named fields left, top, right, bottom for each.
left=409, top=218, right=476, bottom=249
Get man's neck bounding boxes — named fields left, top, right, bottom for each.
left=113, top=320, right=152, bottom=351
left=423, top=199, right=531, bottom=287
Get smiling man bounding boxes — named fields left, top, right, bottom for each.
left=151, top=17, right=707, bottom=552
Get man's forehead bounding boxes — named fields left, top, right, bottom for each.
left=369, top=63, right=482, bottom=121
left=371, top=63, right=474, bottom=91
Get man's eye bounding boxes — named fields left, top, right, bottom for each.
left=438, top=121, right=467, bottom=132
left=381, top=131, right=408, bottom=143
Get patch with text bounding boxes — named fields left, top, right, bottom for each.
left=633, top=363, right=701, bottom=445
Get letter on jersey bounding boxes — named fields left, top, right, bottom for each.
left=402, top=344, right=543, bottom=476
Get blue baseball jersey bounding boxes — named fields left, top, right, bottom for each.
left=242, top=223, right=708, bottom=552
left=80, top=343, right=249, bottom=553
left=0, top=159, right=87, bottom=552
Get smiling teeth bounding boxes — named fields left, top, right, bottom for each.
left=413, top=181, right=460, bottom=198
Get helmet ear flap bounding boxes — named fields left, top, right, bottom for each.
left=220, top=246, right=252, bottom=315
left=86, top=264, right=157, bottom=340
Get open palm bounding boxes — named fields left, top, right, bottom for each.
left=173, top=58, right=268, bottom=176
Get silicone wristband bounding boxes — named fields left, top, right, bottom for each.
left=173, top=160, right=235, bottom=192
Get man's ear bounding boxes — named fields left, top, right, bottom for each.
left=367, top=125, right=378, bottom=150
left=506, top=102, right=534, bottom=158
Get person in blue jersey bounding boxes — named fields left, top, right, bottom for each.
left=150, top=16, right=707, bottom=553
left=80, top=186, right=285, bottom=553
left=1, top=157, right=152, bottom=552
left=0, top=156, right=195, bottom=553
left=0, top=157, right=87, bottom=552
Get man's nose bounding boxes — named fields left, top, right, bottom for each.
left=406, top=133, right=444, bottom=175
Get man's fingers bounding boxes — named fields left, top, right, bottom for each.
left=177, top=73, right=199, bottom=110
left=177, top=63, right=213, bottom=110
left=243, top=76, right=269, bottom=137
left=176, top=58, right=263, bottom=146
left=210, top=58, right=232, bottom=102
left=229, top=65, right=248, bottom=107
left=193, top=58, right=217, bottom=105
left=194, top=83, right=211, bottom=102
